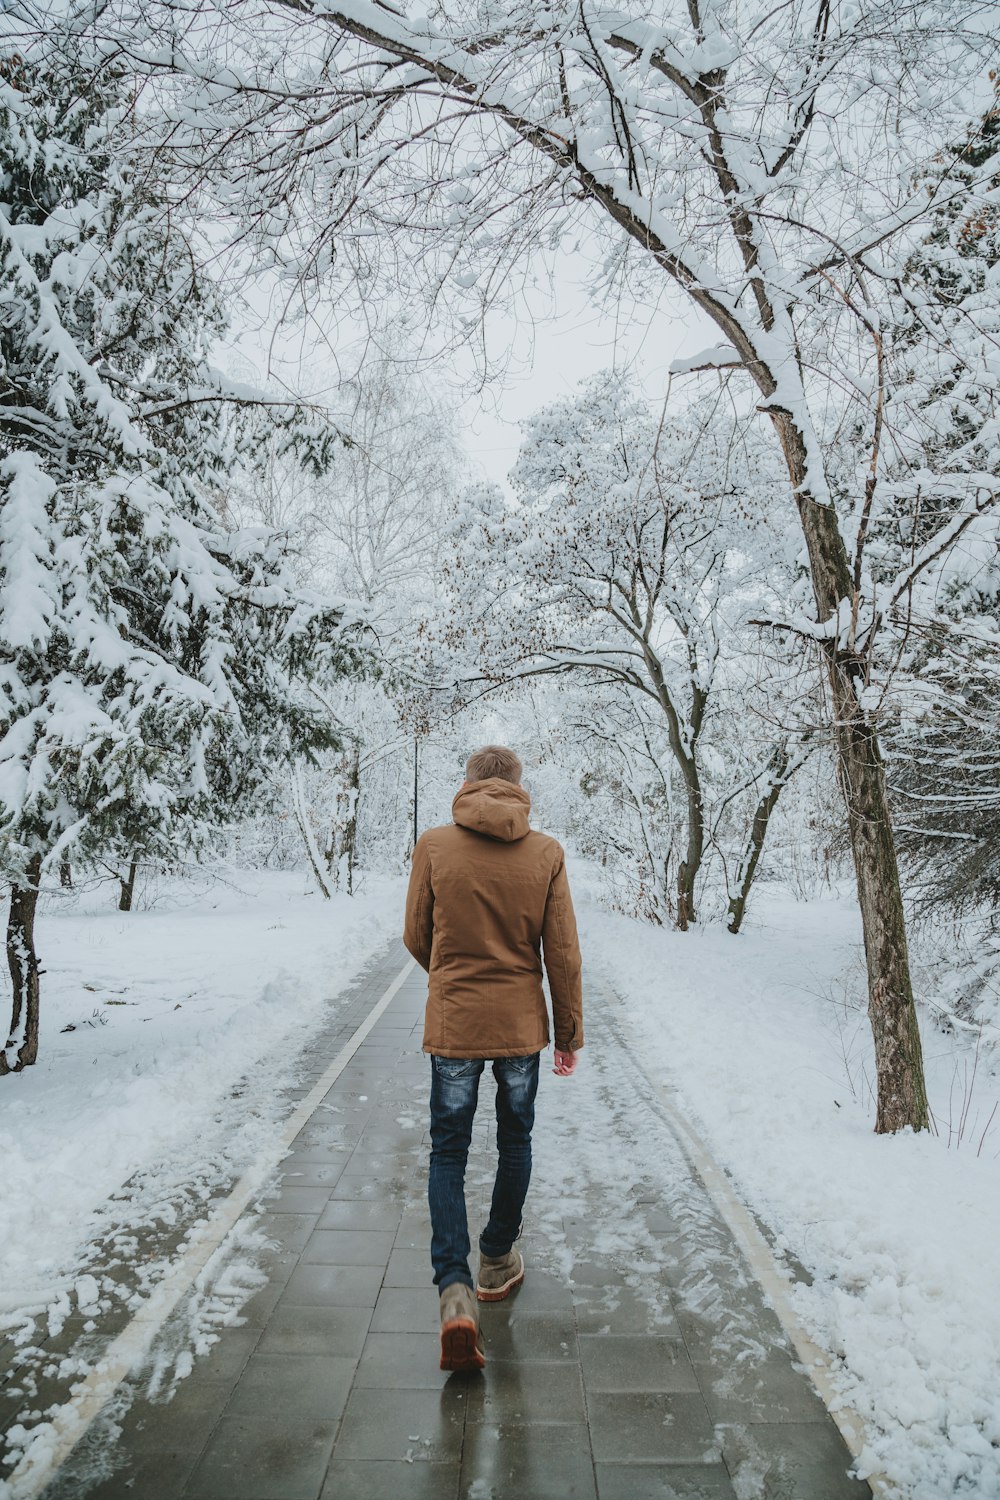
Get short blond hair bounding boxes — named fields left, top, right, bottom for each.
left=466, top=745, right=522, bottom=784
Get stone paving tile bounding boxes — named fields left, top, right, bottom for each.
left=568, top=1257, right=629, bottom=1288
left=594, top=1463, right=739, bottom=1499
left=236, top=1247, right=299, bottom=1328
left=674, top=1311, right=790, bottom=1388
left=280, top=1143, right=355, bottom=1167
left=319, top=1458, right=461, bottom=1499
left=327, top=1172, right=410, bottom=1202
left=224, top=1354, right=356, bottom=1421
left=580, top=1333, right=702, bottom=1393
left=114, top=1379, right=232, bottom=1455
left=316, top=1198, right=404, bottom=1232
left=183, top=1415, right=338, bottom=1500
left=482, top=1307, right=579, bottom=1362
left=291, top=1126, right=369, bottom=1153
left=369, top=1286, right=441, bottom=1334
left=333, top=1386, right=465, bottom=1462
left=252, top=1210, right=319, bottom=1252
left=298, top=1227, right=397, bottom=1265
left=345, top=1143, right=422, bottom=1165
left=278, top=1159, right=351, bottom=1188
left=717, top=1421, right=870, bottom=1500
left=465, top=1359, right=588, bottom=1425
left=459, top=1421, right=598, bottom=1500
left=587, top=1392, right=722, bottom=1464
left=354, top=1332, right=458, bottom=1389
left=574, top=1285, right=682, bottom=1336
left=499, top=1266, right=576, bottom=1312
left=188, top=1327, right=261, bottom=1384
left=393, top=1213, right=439, bottom=1250
left=255, top=1303, right=372, bottom=1359
left=384, top=1247, right=436, bottom=1287
left=265, top=1185, right=336, bottom=1216
left=43, top=1449, right=201, bottom=1500
left=692, top=1350, right=831, bottom=1425
left=278, top=1261, right=385, bottom=1307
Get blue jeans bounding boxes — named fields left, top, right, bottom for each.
left=428, top=1053, right=540, bottom=1293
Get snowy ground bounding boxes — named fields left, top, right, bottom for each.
left=586, top=886, right=1000, bottom=1500
left=0, top=869, right=402, bottom=1344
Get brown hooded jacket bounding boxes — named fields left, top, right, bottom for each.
left=403, top=778, right=584, bottom=1059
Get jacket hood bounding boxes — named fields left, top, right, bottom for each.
left=452, top=778, right=531, bottom=843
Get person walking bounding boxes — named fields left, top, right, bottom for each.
left=403, top=745, right=584, bottom=1372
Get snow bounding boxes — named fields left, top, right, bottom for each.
left=669, top=344, right=742, bottom=375
left=583, top=883, right=1000, bottom=1499
left=0, top=871, right=402, bottom=1340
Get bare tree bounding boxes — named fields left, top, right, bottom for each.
left=442, top=377, right=801, bottom=928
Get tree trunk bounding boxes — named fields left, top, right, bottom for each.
left=292, top=762, right=332, bottom=899
left=638, top=641, right=707, bottom=930
left=2, top=852, right=43, bottom=1074
left=773, top=413, right=930, bottom=1133
left=326, top=742, right=361, bottom=895
left=728, top=748, right=789, bottom=935
left=829, top=663, right=930, bottom=1133
left=342, top=743, right=360, bottom=896
left=118, top=859, right=138, bottom=912
left=676, top=766, right=705, bottom=931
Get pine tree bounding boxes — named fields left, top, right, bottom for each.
left=0, top=43, right=366, bottom=1071
left=881, top=81, right=1000, bottom=908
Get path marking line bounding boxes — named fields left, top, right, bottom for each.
left=624, top=1026, right=888, bottom=1498
left=6, top=954, right=416, bottom=1500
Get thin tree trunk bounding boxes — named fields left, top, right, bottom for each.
left=773, top=414, right=930, bottom=1133
left=728, top=748, right=790, bottom=935
left=118, top=859, right=138, bottom=912
left=342, top=743, right=360, bottom=896
left=292, top=763, right=332, bottom=900
left=638, top=640, right=707, bottom=930
left=2, top=852, right=43, bottom=1074
left=676, top=764, right=705, bottom=931
left=326, top=742, right=361, bottom=895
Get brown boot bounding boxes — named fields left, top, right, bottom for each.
left=476, top=1247, right=525, bottom=1302
left=439, top=1282, right=486, bottom=1371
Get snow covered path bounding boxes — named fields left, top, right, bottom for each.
left=19, top=942, right=867, bottom=1500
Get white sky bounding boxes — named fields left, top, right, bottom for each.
left=225, top=256, right=716, bottom=491
left=455, top=275, right=711, bottom=485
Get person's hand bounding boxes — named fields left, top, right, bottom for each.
left=553, top=1049, right=578, bottom=1077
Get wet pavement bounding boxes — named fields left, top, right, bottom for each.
left=36, top=941, right=871, bottom=1500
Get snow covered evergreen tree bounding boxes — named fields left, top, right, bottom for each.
left=0, top=43, right=365, bottom=1071
left=878, top=84, right=1000, bottom=908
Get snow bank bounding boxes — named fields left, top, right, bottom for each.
left=584, top=887, right=1000, bottom=1499
left=0, top=870, right=402, bottom=1340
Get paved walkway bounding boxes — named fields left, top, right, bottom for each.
left=38, top=942, right=871, bottom=1500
